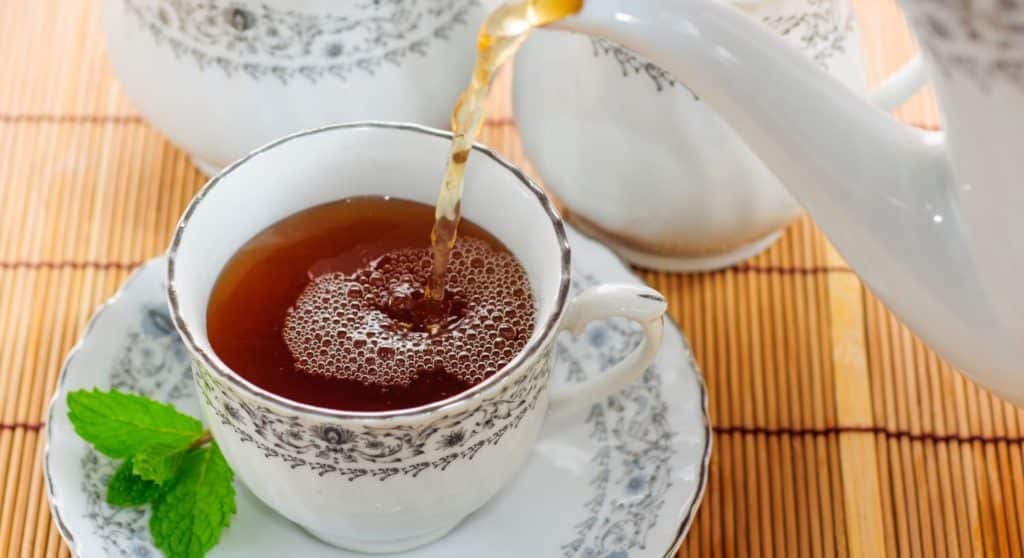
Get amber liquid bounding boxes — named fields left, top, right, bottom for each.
left=426, top=0, right=583, bottom=299
left=207, top=197, right=535, bottom=412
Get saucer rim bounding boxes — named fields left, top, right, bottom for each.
left=662, top=333, right=712, bottom=557
left=44, top=259, right=156, bottom=557
left=45, top=254, right=712, bottom=558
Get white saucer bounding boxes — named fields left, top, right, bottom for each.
left=45, top=228, right=711, bottom=558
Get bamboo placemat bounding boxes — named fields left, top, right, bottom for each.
left=1, top=1, right=1019, bottom=557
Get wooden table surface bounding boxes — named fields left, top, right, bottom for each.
left=2, top=1, right=1022, bottom=557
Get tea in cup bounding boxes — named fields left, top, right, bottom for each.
left=167, top=122, right=667, bottom=553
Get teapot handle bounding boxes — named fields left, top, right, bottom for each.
left=867, top=54, right=926, bottom=112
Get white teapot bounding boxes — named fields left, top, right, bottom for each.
left=546, top=0, right=1024, bottom=404
left=101, top=0, right=490, bottom=174
left=514, top=0, right=923, bottom=271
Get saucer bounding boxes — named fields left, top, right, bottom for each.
left=45, top=227, right=711, bottom=557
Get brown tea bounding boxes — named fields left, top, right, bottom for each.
left=207, top=197, right=535, bottom=412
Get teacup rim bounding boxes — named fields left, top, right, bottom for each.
left=166, top=121, right=572, bottom=422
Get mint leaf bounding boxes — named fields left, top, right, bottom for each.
left=133, top=448, right=188, bottom=484
left=107, top=458, right=162, bottom=506
left=67, top=389, right=204, bottom=459
left=150, top=443, right=236, bottom=558
left=68, top=390, right=236, bottom=556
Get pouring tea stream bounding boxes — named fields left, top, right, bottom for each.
left=538, top=0, right=1023, bottom=404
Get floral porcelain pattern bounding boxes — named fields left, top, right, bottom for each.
left=759, top=0, right=855, bottom=64
left=588, top=38, right=695, bottom=96
left=906, top=0, right=1024, bottom=89
left=80, top=306, right=194, bottom=558
left=120, top=0, right=479, bottom=83
left=591, top=0, right=853, bottom=92
left=556, top=274, right=677, bottom=557
left=193, top=357, right=551, bottom=480
left=68, top=271, right=689, bottom=557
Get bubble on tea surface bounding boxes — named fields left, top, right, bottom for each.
left=282, top=237, right=534, bottom=387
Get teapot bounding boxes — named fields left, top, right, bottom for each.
left=548, top=0, right=1024, bottom=404
left=513, top=0, right=923, bottom=272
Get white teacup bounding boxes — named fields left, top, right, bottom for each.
left=166, top=122, right=667, bottom=553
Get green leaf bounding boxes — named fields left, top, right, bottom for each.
left=67, top=389, right=204, bottom=459
left=133, top=448, right=188, bottom=484
left=107, top=458, right=162, bottom=507
left=150, top=443, right=236, bottom=558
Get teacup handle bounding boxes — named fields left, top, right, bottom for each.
left=549, top=284, right=667, bottom=413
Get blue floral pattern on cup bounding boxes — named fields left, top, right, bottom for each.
left=192, top=355, right=551, bottom=480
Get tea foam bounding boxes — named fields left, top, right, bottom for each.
left=283, top=237, right=534, bottom=387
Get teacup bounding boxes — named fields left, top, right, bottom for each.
left=166, top=122, right=667, bottom=553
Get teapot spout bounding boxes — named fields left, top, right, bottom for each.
left=549, top=0, right=1024, bottom=399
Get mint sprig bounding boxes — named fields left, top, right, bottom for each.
left=151, top=444, right=237, bottom=558
left=68, top=389, right=236, bottom=558
left=107, top=457, right=161, bottom=506
left=133, top=446, right=190, bottom=483
left=68, top=389, right=204, bottom=458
